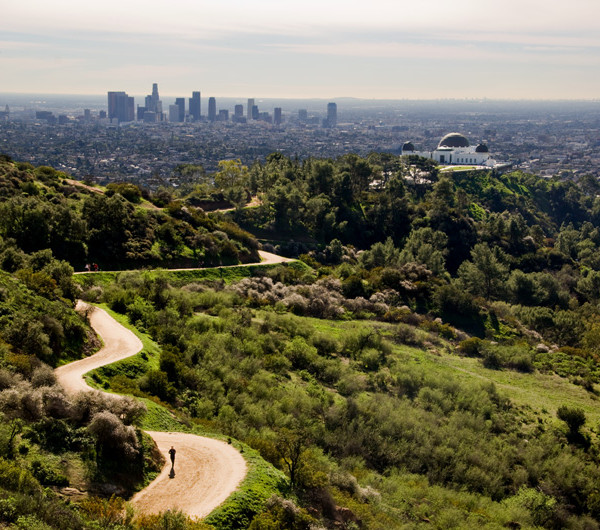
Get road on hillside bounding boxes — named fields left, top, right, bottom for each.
left=54, top=302, right=247, bottom=519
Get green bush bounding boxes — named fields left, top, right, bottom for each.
left=458, top=337, right=483, bottom=357
left=29, top=460, right=68, bottom=487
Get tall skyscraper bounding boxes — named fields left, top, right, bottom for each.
left=189, top=91, right=201, bottom=121
left=141, top=83, right=163, bottom=121
left=107, top=91, right=134, bottom=123
left=175, top=98, right=185, bottom=122
left=151, top=83, right=160, bottom=110
left=208, top=97, right=216, bottom=122
left=274, top=107, right=282, bottom=126
left=251, top=105, right=259, bottom=120
left=327, top=102, right=337, bottom=127
left=234, top=104, right=243, bottom=118
left=168, top=105, right=180, bottom=123
left=247, top=98, right=255, bottom=119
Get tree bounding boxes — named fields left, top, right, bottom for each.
left=275, top=428, right=310, bottom=490
left=399, top=228, right=448, bottom=275
left=458, top=243, right=509, bottom=300
left=214, top=159, right=249, bottom=192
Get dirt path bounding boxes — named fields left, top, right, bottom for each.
left=131, top=432, right=246, bottom=519
left=256, top=250, right=295, bottom=264
left=55, top=302, right=247, bottom=518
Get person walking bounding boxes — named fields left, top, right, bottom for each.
left=168, top=446, right=176, bottom=468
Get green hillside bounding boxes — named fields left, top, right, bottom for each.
left=2, top=154, right=600, bottom=528
left=0, top=156, right=260, bottom=272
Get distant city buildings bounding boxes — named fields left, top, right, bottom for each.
left=189, top=91, right=201, bottom=121
left=208, top=97, right=217, bottom=122
left=102, top=86, right=335, bottom=129
left=0, top=105, right=9, bottom=122
left=174, top=98, right=185, bottom=122
left=137, top=83, right=163, bottom=122
left=324, top=102, right=337, bottom=128
left=168, top=105, right=180, bottom=123
left=107, top=91, right=134, bottom=123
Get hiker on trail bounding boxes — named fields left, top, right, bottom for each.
left=169, top=446, right=176, bottom=467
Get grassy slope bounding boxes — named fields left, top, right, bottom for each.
left=297, top=315, right=600, bottom=425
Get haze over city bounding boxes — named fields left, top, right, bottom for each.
left=2, top=0, right=600, bottom=99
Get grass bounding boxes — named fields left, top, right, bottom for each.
left=273, top=312, right=600, bottom=425
left=435, top=354, right=600, bottom=424
left=439, top=165, right=478, bottom=172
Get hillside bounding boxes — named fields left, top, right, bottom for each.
left=0, top=155, right=260, bottom=271
left=2, top=154, right=600, bottom=528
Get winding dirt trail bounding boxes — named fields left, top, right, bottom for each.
left=55, top=302, right=247, bottom=518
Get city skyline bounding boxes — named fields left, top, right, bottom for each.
left=2, top=0, right=600, bottom=100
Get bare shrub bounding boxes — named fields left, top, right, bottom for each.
left=87, top=411, right=139, bottom=459
left=110, top=396, right=147, bottom=425
left=71, top=391, right=146, bottom=425
left=39, top=386, right=72, bottom=418
left=181, top=282, right=209, bottom=293
left=0, top=369, right=21, bottom=390
left=81, top=285, right=103, bottom=302
left=283, top=293, right=309, bottom=314
left=31, top=365, right=57, bottom=388
left=0, top=382, right=43, bottom=420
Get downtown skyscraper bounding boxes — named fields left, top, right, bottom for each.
left=189, top=91, right=201, bottom=121
left=107, top=91, right=134, bottom=123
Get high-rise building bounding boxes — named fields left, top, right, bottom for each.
left=208, top=97, right=216, bottom=122
left=326, top=102, right=337, bottom=127
left=151, top=83, right=160, bottom=109
left=83, top=109, right=91, bottom=122
left=189, top=91, right=201, bottom=121
left=142, top=83, right=163, bottom=121
left=175, top=98, right=185, bottom=122
left=247, top=98, right=255, bottom=119
left=107, top=91, right=134, bottom=123
left=168, top=105, right=180, bottom=123
left=218, top=109, right=229, bottom=121
left=251, top=105, right=259, bottom=120
left=298, top=109, right=308, bottom=122
left=274, top=107, right=282, bottom=126
left=233, top=105, right=246, bottom=123
left=143, top=111, right=157, bottom=123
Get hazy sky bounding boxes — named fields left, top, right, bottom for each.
left=2, top=0, right=600, bottom=99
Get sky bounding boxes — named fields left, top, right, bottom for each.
left=2, top=0, right=600, bottom=100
